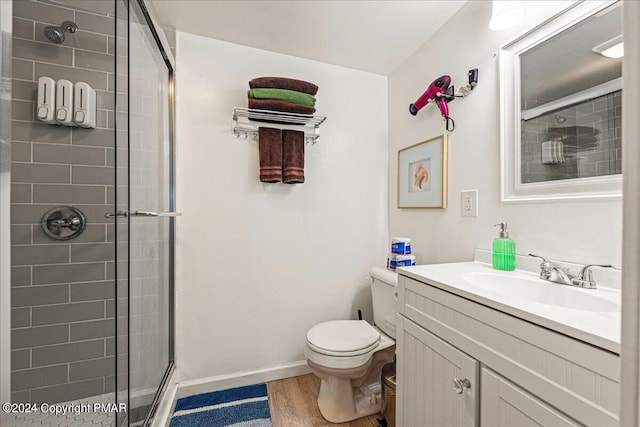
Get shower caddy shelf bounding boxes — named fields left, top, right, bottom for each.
left=232, top=107, right=327, bottom=144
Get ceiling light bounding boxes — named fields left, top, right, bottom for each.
left=489, top=1, right=524, bottom=31
left=601, top=42, right=624, bottom=58
left=593, top=36, right=624, bottom=59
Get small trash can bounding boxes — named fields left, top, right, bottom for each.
left=381, top=363, right=396, bottom=427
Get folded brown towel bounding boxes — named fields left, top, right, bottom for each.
left=258, top=127, right=283, bottom=183
left=249, top=77, right=318, bottom=95
left=283, top=130, right=305, bottom=184
left=248, top=98, right=316, bottom=115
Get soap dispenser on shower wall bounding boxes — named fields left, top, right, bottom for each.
left=493, top=222, right=515, bottom=271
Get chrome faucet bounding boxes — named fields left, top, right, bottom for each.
left=528, top=254, right=612, bottom=289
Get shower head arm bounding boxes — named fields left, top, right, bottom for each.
left=61, top=21, right=78, bottom=34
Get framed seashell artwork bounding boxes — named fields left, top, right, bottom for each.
left=397, top=134, right=448, bottom=208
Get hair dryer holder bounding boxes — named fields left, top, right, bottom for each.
left=409, top=68, right=478, bottom=132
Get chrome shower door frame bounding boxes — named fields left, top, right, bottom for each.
left=115, top=1, right=176, bottom=425
left=0, top=2, right=12, bottom=422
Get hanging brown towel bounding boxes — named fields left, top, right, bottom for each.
left=283, top=130, right=305, bottom=184
left=258, top=127, right=283, bottom=183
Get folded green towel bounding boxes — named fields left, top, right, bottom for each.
left=248, top=88, right=316, bottom=107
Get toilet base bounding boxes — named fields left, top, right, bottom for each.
left=311, top=346, right=395, bottom=423
left=317, top=375, right=383, bottom=423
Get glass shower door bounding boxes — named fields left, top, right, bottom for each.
left=116, top=1, right=175, bottom=425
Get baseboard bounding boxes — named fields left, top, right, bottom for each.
left=151, top=368, right=179, bottom=427
left=176, top=360, right=311, bottom=399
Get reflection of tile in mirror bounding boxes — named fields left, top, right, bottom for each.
left=520, top=91, right=621, bottom=184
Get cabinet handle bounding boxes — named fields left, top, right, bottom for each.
left=452, top=378, right=471, bottom=394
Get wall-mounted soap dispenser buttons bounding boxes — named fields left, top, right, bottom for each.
left=73, top=82, right=96, bottom=129
left=37, top=76, right=56, bottom=124
left=55, top=79, right=74, bottom=126
left=37, top=77, right=98, bottom=128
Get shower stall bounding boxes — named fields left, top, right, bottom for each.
left=0, top=1, right=176, bottom=426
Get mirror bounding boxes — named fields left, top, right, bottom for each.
left=500, top=1, right=622, bottom=201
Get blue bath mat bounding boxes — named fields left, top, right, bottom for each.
left=170, top=383, right=272, bottom=427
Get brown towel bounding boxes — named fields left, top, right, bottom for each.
left=258, top=127, right=283, bottom=183
left=248, top=98, right=316, bottom=115
left=283, top=130, right=305, bottom=184
left=249, top=77, right=318, bottom=95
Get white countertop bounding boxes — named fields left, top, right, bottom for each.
left=398, top=261, right=621, bottom=354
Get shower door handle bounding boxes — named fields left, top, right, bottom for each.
left=104, top=210, right=182, bottom=218
left=104, top=210, right=128, bottom=218
left=130, top=210, right=182, bottom=217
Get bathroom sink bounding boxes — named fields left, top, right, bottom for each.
left=463, top=272, right=620, bottom=313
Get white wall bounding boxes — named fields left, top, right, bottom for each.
left=389, top=1, right=622, bottom=268
left=175, top=33, right=388, bottom=382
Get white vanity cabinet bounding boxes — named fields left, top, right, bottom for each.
left=396, top=273, right=620, bottom=427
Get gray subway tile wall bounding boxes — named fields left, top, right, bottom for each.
left=11, top=365, right=69, bottom=391
left=11, top=308, right=31, bottom=328
left=32, top=183, right=107, bottom=204
left=35, top=24, right=109, bottom=52
left=11, top=350, right=31, bottom=370
left=11, top=266, right=31, bottom=287
left=12, top=284, right=70, bottom=307
left=10, top=0, right=116, bottom=404
left=12, top=1, right=75, bottom=23
left=13, top=18, right=35, bottom=40
left=31, top=339, right=105, bottom=366
left=30, top=378, right=105, bottom=405
left=10, top=183, right=31, bottom=203
left=35, top=62, right=109, bottom=90
left=11, top=225, right=32, bottom=245
left=33, top=143, right=107, bottom=165
left=12, top=324, right=69, bottom=349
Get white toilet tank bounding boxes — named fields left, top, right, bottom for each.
left=370, top=267, right=397, bottom=339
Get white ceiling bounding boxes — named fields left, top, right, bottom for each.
left=150, top=0, right=467, bottom=76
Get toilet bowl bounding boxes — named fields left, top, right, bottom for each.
left=305, top=267, right=397, bottom=423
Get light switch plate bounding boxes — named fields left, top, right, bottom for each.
left=461, top=189, right=478, bottom=217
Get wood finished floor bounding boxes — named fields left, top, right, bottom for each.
left=267, top=374, right=381, bottom=427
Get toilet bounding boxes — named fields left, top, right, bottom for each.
left=305, top=267, right=397, bottom=423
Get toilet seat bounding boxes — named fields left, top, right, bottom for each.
left=306, top=320, right=381, bottom=357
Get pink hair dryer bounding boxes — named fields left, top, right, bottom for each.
left=409, top=75, right=455, bottom=131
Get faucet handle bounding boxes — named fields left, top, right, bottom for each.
left=577, top=264, right=612, bottom=279
left=529, top=254, right=553, bottom=279
left=574, top=264, right=613, bottom=289
left=528, top=253, right=548, bottom=263
left=529, top=253, right=552, bottom=270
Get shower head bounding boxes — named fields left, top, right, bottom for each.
left=43, top=21, right=78, bottom=44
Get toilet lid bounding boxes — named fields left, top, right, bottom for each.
left=306, top=320, right=380, bottom=354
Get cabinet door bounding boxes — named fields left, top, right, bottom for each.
left=397, top=315, right=479, bottom=427
left=481, top=368, right=583, bottom=427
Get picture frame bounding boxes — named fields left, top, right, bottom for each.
left=397, top=134, right=448, bottom=208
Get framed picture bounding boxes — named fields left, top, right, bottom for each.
left=397, top=134, right=448, bottom=208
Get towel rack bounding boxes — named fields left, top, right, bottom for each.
left=232, top=107, right=327, bottom=144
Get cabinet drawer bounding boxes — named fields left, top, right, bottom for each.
left=398, top=275, right=619, bottom=426
left=482, top=368, right=582, bottom=427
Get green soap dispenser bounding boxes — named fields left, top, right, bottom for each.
left=493, top=222, right=516, bottom=271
